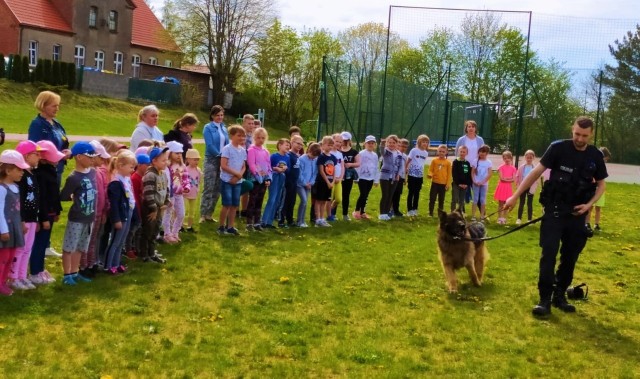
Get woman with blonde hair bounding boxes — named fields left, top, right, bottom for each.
left=130, top=105, right=164, bottom=151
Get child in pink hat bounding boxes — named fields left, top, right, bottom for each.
left=0, top=150, right=30, bottom=296
left=8, top=142, right=46, bottom=290
left=26, top=141, right=66, bottom=285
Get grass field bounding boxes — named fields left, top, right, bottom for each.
left=0, top=79, right=639, bottom=377
left=0, top=80, right=289, bottom=140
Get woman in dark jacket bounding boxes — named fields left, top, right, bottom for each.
left=28, top=91, right=71, bottom=187
left=164, top=113, right=199, bottom=160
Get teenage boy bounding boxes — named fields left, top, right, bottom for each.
left=140, top=147, right=170, bottom=263
left=60, top=142, right=98, bottom=285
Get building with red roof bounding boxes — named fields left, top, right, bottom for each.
left=0, top=0, right=182, bottom=77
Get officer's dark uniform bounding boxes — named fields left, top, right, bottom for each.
left=536, top=139, right=607, bottom=315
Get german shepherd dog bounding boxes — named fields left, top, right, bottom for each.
left=437, top=210, right=489, bottom=293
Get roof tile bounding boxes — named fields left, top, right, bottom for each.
left=131, top=0, right=181, bottom=52
left=4, top=0, right=73, bottom=34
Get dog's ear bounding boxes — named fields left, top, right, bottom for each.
left=438, top=210, right=448, bottom=225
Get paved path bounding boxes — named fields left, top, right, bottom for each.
left=6, top=133, right=640, bottom=184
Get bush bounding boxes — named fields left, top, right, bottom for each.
left=60, top=62, right=69, bottom=86
left=0, top=53, right=5, bottom=78
left=43, top=59, right=52, bottom=85
left=52, top=60, right=62, bottom=85
left=35, top=59, right=44, bottom=82
left=11, top=54, right=22, bottom=82
left=21, top=56, right=30, bottom=83
left=67, top=63, right=76, bottom=90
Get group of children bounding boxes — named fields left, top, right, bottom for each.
left=2, top=110, right=610, bottom=296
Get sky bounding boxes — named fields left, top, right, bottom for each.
left=147, top=0, right=639, bottom=94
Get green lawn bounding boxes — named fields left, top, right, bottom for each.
left=1, top=177, right=639, bottom=377
left=0, top=79, right=289, bottom=140
left=0, top=79, right=639, bottom=377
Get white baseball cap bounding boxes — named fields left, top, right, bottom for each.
left=340, top=131, right=352, bottom=140
left=166, top=140, right=184, bottom=154
left=364, top=135, right=376, bottom=143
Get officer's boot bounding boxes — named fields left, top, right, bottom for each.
left=552, top=287, right=576, bottom=313
left=532, top=297, right=552, bottom=317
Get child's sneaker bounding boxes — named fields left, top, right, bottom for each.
left=352, top=211, right=361, bottom=220
left=74, top=273, right=92, bottom=283
left=253, top=224, right=263, bottom=232
left=163, top=235, right=178, bottom=244
left=118, top=265, right=127, bottom=273
left=298, top=223, right=309, bottom=228
left=150, top=254, right=167, bottom=264
left=318, top=220, right=332, bottom=227
left=226, top=227, right=240, bottom=236
left=0, top=284, right=13, bottom=296
left=62, top=275, right=77, bottom=286
left=594, top=224, right=601, bottom=231
left=185, top=227, right=196, bottom=233
left=326, top=215, right=336, bottom=222
left=245, top=224, right=255, bottom=232
left=361, top=213, right=371, bottom=220
left=217, top=226, right=226, bottom=235
left=21, top=279, right=36, bottom=290
left=10, top=280, right=28, bottom=291
left=343, top=215, right=350, bottom=221
left=45, top=247, right=62, bottom=257
left=516, top=219, right=522, bottom=225
left=42, top=270, right=55, bottom=283
left=29, top=273, right=46, bottom=286
left=125, top=250, right=138, bottom=260
left=108, top=267, right=119, bottom=275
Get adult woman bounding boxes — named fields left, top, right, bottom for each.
left=200, top=105, right=229, bottom=223
left=28, top=91, right=71, bottom=187
left=130, top=105, right=164, bottom=151
left=164, top=113, right=198, bottom=160
left=455, top=120, right=485, bottom=167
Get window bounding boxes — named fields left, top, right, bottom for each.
left=114, top=51, right=123, bottom=74
left=164, top=60, right=173, bottom=68
left=95, top=50, right=105, bottom=71
left=89, top=6, right=97, bottom=28
left=132, top=54, right=141, bottom=77
left=74, top=45, right=85, bottom=68
left=108, top=11, right=118, bottom=31
left=28, top=40, right=38, bottom=66
left=52, top=44, right=61, bottom=61
left=148, top=57, right=157, bottom=65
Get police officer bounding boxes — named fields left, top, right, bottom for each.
left=504, top=116, right=607, bottom=317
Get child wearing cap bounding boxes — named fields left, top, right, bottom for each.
left=0, top=150, right=30, bottom=296
left=60, top=142, right=98, bottom=285
left=353, top=135, right=380, bottom=220
left=218, top=125, right=247, bottom=235
left=29, top=140, right=65, bottom=285
left=183, top=149, right=202, bottom=232
left=340, top=131, right=360, bottom=221
left=140, top=147, right=170, bottom=263
left=162, top=141, right=188, bottom=243
left=8, top=141, right=44, bottom=290
left=125, top=153, right=151, bottom=259
left=81, top=140, right=111, bottom=277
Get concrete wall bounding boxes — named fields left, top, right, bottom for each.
left=81, top=70, right=129, bottom=99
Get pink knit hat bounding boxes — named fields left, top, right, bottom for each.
left=36, top=140, right=66, bottom=163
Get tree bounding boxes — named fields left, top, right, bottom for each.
left=300, top=28, right=343, bottom=117
left=339, top=22, right=404, bottom=76
left=602, top=25, right=640, bottom=163
left=11, top=54, right=22, bottom=82
left=21, top=56, right=30, bottom=83
left=0, top=53, right=5, bottom=78
left=166, top=0, right=276, bottom=106
left=43, top=59, right=53, bottom=84
left=35, top=59, right=44, bottom=82
left=52, top=60, right=62, bottom=85
left=253, top=20, right=303, bottom=123
left=67, top=62, right=77, bottom=90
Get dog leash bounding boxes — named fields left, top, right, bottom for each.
left=454, top=215, right=544, bottom=242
